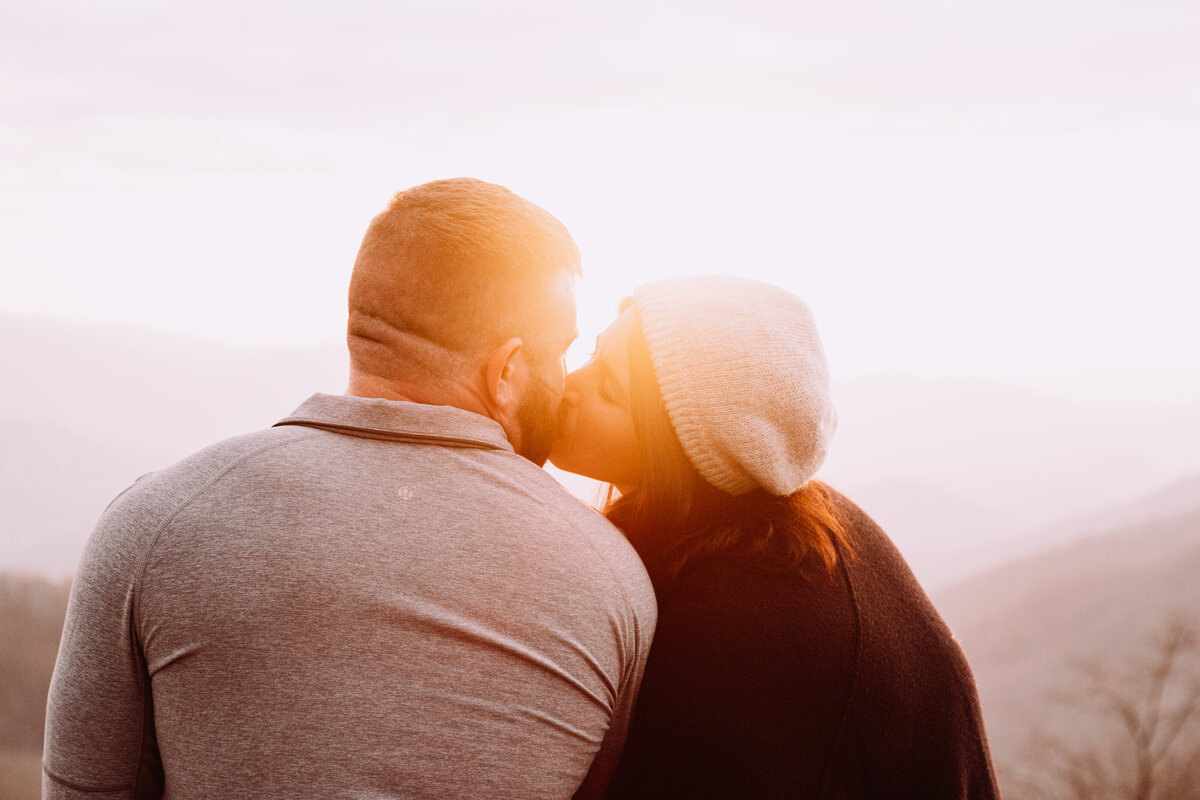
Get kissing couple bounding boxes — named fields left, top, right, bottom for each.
left=44, top=179, right=998, bottom=799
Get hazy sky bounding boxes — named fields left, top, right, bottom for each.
left=4, top=0, right=1198, bottom=402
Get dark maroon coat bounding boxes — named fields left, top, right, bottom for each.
left=607, top=490, right=1000, bottom=799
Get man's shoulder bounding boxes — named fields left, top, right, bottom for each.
left=447, top=455, right=654, bottom=631
left=477, top=454, right=652, bottom=591
left=498, top=459, right=613, bottom=532
left=92, top=425, right=319, bottom=552
left=121, top=423, right=315, bottom=495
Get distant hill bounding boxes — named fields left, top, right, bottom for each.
left=0, top=573, right=70, bottom=800
left=0, top=315, right=346, bottom=575
left=813, top=374, right=1200, bottom=589
left=846, top=478, right=1024, bottom=589
left=0, top=315, right=347, bottom=466
left=935, top=474, right=1200, bottom=778
left=824, top=374, right=1200, bottom=530
left=0, top=418, right=156, bottom=576
left=0, top=574, right=68, bottom=751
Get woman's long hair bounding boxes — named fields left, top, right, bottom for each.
left=604, top=304, right=853, bottom=593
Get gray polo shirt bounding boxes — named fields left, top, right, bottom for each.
left=43, top=394, right=656, bottom=799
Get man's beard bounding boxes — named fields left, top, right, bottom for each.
left=513, top=371, right=561, bottom=467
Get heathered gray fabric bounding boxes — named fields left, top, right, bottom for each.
left=43, top=394, right=656, bottom=800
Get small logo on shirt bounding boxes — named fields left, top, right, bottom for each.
left=396, top=486, right=415, bottom=500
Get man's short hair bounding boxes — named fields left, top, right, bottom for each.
left=347, top=178, right=581, bottom=380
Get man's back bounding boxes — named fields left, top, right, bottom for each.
left=44, top=394, right=656, bottom=799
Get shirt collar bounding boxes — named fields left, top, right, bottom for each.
left=274, top=393, right=514, bottom=454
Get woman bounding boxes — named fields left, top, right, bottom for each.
left=550, top=276, right=999, bottom=799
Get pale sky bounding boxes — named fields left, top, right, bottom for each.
left=3, top=0, right=1198, bottom=402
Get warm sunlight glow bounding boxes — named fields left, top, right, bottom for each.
left=4, top=5, right=1200, bottom=798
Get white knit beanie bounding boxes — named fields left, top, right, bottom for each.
left=631, top=275, right=837, bottom=496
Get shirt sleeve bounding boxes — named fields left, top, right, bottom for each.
left=43, top=488, right=165, bottom=799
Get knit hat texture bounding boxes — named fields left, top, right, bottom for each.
left=631, top=275, right=836, bottom=496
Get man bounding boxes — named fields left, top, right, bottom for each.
left=43, top=178, right=657, bottom=799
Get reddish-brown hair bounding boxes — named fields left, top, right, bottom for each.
left=605, top=305, right=853, bottom=592
left=347, top=178, right=581, bottom=380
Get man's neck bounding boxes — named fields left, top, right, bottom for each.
left=345, top=372, right=492, bottom=419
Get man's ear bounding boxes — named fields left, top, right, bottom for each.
left=482, top=337, right=525, bottom=416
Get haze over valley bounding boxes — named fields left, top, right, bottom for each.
left=4, top=313, right=1197, bottom=592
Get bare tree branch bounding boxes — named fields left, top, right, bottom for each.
left=1023, top=613, right=1200, bottom=800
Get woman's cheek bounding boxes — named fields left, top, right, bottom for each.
left=582, top=405, right=620, bottom=468
left=575, top=404, right=603, bottom=458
